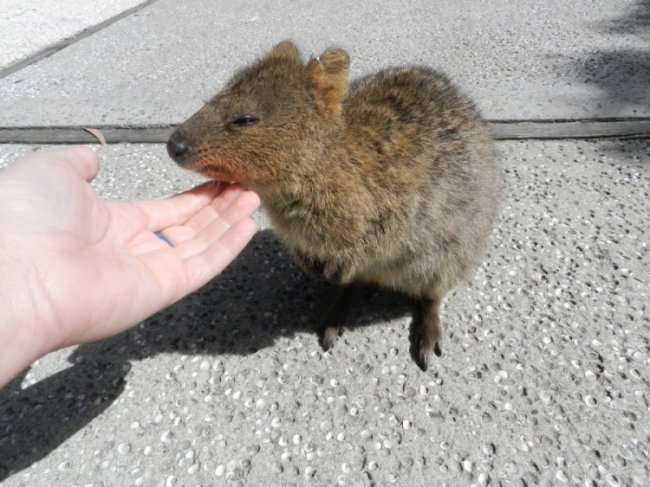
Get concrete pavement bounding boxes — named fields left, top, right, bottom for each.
left=0, top=1, right=649, bottom=486
left=0, top=0, right=649, bottom=126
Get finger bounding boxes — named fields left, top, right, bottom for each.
left=184, top=217, right=258, bottom=290
left=126, top=229, right=188, bottom=255
left=209, top=184, right=250, bottom=215
left=172, top=190, right=260, bottom=260
left=127, top=181, right=225, bottom=231
left=180, top=184, right=256, bottom=236
left=172, top=187, right=259, bottom=252
left=127, top=189, right=258, bottom=257
left=171, top=185, right=245, bottom=236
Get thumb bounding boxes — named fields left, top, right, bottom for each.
left=56, top=146, right=100, bottom=182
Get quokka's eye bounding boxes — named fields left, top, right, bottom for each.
left=228, top=116, right=260, bottom=128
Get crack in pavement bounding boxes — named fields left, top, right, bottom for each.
left=1, top=119, right=649, bottom=144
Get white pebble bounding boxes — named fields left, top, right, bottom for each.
left=494, top=370, right=508, bottom=383
left=117, top=442, right=131, bottom=455
left=605, top=473, right=620, bottom=486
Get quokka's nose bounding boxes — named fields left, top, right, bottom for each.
left=167, top=132, right=191, bottom=164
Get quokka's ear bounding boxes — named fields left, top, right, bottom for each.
left=306, top=48, right=350, bottom=118
left=265, top=40, right=302, bottom=62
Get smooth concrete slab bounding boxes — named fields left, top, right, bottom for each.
left=1, top=140, right=648, bottom=486
left=0, top=0, right=648, bottom=127
left=0, top=0, right=148, bottom=70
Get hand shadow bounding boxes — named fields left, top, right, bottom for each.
left=0, top=230, right=414, bottom=480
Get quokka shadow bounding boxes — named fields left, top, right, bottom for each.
left=0, top=230, right=414, bottom=480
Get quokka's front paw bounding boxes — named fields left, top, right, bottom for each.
left=292, top=249, right=326, bottom=279
left=410, top=298, right=444, bottom=372
left=323, top=260, right=356, bottom=285
left=319, top=325, right=342, bottom=351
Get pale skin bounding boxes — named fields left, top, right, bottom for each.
left=0, top=147, right=260, bottom=387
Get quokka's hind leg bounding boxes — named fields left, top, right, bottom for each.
left=410, top=297, right=444, bottom=371
left=319, top=285, right=360, bottom=351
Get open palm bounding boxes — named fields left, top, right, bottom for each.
left=0, top=147, right=259, bottom=353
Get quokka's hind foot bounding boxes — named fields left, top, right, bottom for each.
left=317, top=286, right=359, bottom=351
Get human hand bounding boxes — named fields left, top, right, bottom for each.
left=0, top=147, right=259, bottom=386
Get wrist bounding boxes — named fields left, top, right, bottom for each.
left=0, top=247, right=53, bottom=388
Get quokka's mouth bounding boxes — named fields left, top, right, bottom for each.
left=195, top=161, right=242, bottom=185
left=202, top=170, right=237, bottom=184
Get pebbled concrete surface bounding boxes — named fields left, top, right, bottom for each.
left=0, top=0, right=148, bottom=70
left=0, top=140, right=648, bottom=486
left=0, top=0, right=649, bottom=126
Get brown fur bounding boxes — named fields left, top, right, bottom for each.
left=168, top=40, right=500, bottom=370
